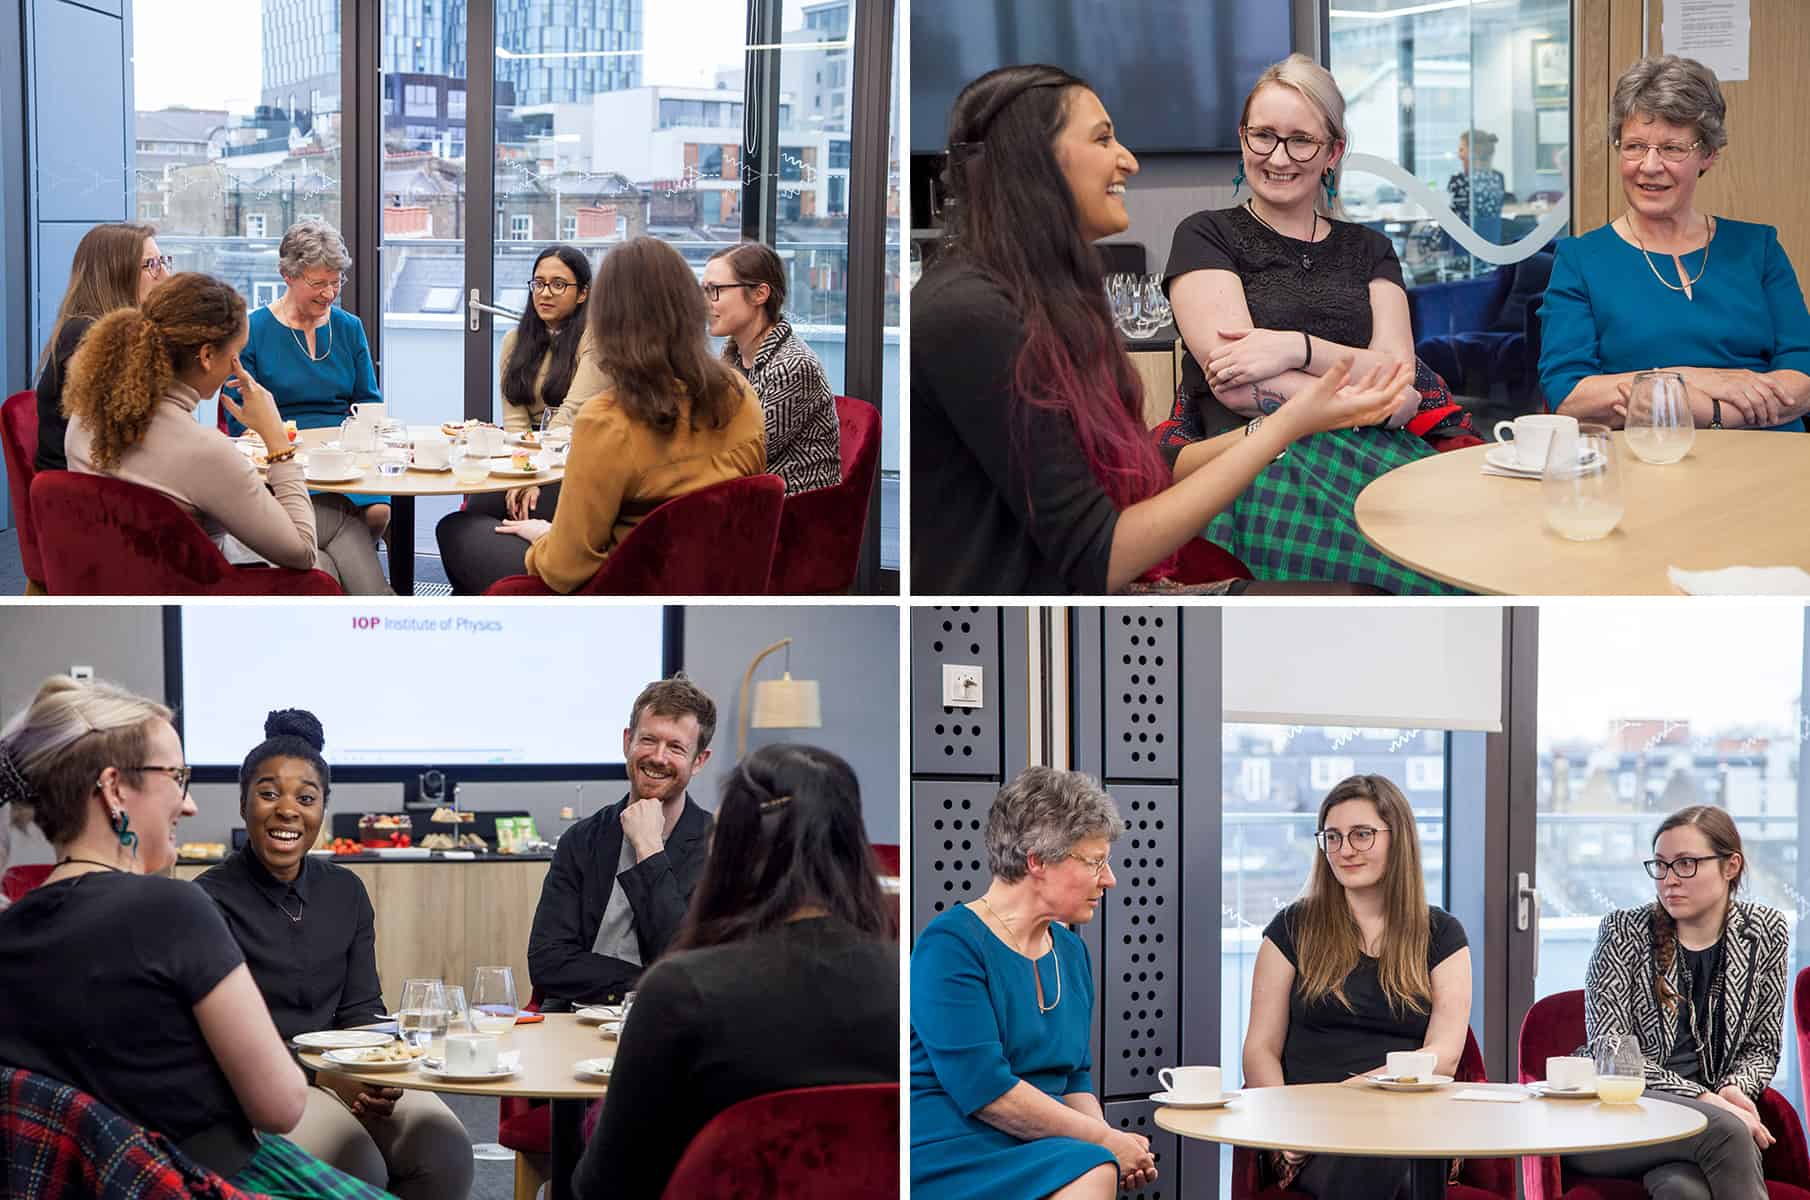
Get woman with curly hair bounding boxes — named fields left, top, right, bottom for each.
left=61, top=271, right=389, bottom=593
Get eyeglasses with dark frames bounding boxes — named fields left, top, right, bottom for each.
left=1315, top=825, right=1388, bottom=854
left=1241, top=127, right=1330, bottom=164
left=1643, top=853, right=1727, bottom=880
left=131, top=764, right=193, bottom=792
left=527, top=278, right=576, bottom=295
left=702, top=282, right=756, bottom=302
left=141, top=255, right=175, bottom=274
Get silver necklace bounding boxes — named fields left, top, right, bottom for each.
left=1246, top=200, right=1321, bottom=271
left=1624, top=214, right=1714, bottom=300
left=978, top=895, right=1060, bottom=1013
left=282, top=302, right=333, bottom=362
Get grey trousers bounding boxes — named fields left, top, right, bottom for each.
left=288, top=1083, right=475, bottom=1200
left=311, top=495, right=393, bottom=596
left=1565, top=1091, right=1766, bottom=1200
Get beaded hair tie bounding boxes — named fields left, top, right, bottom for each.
left=0, top=744, right=33, bottom=808
left=759, top=794, right=794, bottom=813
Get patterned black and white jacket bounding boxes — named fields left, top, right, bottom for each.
left=1583, top=899, right=1789, bottom=1099
left=726, top=320, right=841, bottom=496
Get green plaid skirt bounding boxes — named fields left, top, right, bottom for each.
left=228, top=1134, right=395, bottom=1199
left=1202, top=427, right=1470, bottom=596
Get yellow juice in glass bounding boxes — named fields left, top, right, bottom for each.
left=1597, top=1075, right=1645, bottom=1104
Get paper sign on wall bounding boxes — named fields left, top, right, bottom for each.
left=1663, top=0, right=1750, bottom=82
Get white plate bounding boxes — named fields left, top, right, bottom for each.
left=1149, top=1090, right=1238, bottom=1109
left=490, top=462, right=543, bottom=478
left=1364, top=1074, right=1455, bottom=1092
left=573, top=1057, right=614, bottom=1082
left=373, top=847, right=431, bottom=859
left=575, top=1006, right=623, bottom=1024
left=596, top=1020, right=624, bottom=1037
left=1527, top=1080, right=1599, bottom=1099
left=292, top=1030, right=393, bottom=1051
left=305, top=465, right=366, bottom=483
left=321, top=1047, right=416, bottom=1071
left=420, top=1062, right=521, bottom=1082
left=1485, top=444, right=1606, bottom=475
left=506, top=433, right=546, bottom=448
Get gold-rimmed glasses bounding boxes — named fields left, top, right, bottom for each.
left=1069, top=851, right=1111, bottom=879
left=295, top=273, right=345, bottom=296
left=1315, top=825, right=1388, bottom=854
left=1614, top=139, right=1703, bottom=164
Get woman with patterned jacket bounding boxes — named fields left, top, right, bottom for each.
left=1569, top=805, right=1785, bottom=1198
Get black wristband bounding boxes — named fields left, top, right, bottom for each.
left=1710, top=397, right=1723, bottom=429
left=1301, top=331, right=1312, bottom=371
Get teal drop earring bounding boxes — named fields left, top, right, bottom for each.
left=1322, top=168, right=1339, bottom=204
left=111, top=808, right=139, bottom=855
left=1231, top=165, right=1246, bottom=197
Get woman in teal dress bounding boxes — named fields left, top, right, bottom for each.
left=225, top=220, right=391, bottom=541
left=911, top=767, right=1157, bottom=1200
left=1540, top=55, right=1810, bottom=430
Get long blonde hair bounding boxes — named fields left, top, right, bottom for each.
left=1241, top=53, right=1348, bottom=218
left=1294, top=775, right=1432, bottom=1014
left=35, top=222, right=155, bottom=379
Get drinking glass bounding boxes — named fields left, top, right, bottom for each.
left=443, top=985, right=471, bottom=1035
left=398, top=978, right=447, bottom=1052
left=1594, top=1033, right=1646, bottom=1103
left=1624, top=370, right=1695, bottom=465
left=620, top=989, right=638, bottom=1031
left=470, top=966, right=519, bottom=1036
left=1542, top=422, right=1623, bottom=541
left=451, top=444, right=491, bottom=486
left=1134, top=274, right=1171, bottom=336
left=376, top=443, right=411, bottom=478
left=1104, top=273, right=1133, bottom=334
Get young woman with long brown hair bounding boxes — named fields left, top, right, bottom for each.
left=33, top=221, right=168, bottom=470
left=60, top=272, right=389, bottom=593
left=449, top=236, right=766, bottom=594
left=1241, top=775, right=1472, bottom=1198
left=1567, top=806, right=1784, bottom=1196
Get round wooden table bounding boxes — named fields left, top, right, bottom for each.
left=302, top=1014, right=611, bottom=1200
left=288, top=427, right=568, bottom=595
left=1154, top=1080, right=1706, bottom=1159
left=1353, top=431, right=1810, bottom=594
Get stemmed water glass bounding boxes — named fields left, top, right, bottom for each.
left=1624, top=370, right=1695, bottom=465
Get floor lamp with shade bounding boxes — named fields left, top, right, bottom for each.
left=737, top=637, right=822, bottom=759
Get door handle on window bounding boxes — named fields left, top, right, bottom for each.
left=1517, top=871, right=1539, bottom=978
left=467, top=291, right=522, bottom=331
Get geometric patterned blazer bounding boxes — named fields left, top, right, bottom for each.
left=1583, top=899, right=1789, bottom=1099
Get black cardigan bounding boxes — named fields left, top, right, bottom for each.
left=525, top=794, right=713, bottom=1009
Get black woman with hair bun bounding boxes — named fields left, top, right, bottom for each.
left=197, top=709, right=476, bottom=1200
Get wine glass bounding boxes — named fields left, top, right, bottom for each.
left=1594, top=1032, right=1646, bottom=1104
left=1624, top=370, right=1695, bottom=465
left=1142, top=274, right=1173, bottom=332
left=470, top=966, right=519, bottom=1036
left=398, top=978, right=447, bottom=1052
left=1542, top=422, right=1623, bottom=542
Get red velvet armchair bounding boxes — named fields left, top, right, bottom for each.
left=1519, top=988, right=1810, bottom=1199
left=1796, top=968, right=1810, bottom=1120
left=1, top=390, right=46, bottom=593
left=658, top=1082, right=899, bottom=1200
left=1230, top=1027, right=1514, bottom=1199
left=767, top=395, right=881, bottom=594
left=483, top=474, right=784, bottom=596
left=1173, top=537, right=1254, bottom=586
left=1, top=865, right=53, bottom=904
left=29, top=472, right=342, bottom=596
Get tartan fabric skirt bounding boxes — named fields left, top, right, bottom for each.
left=227, top=1135, right=393, bottom=1200
left=1200, top=426, right=1470, bottom=596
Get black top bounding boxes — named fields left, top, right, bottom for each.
left=572, top=916, right=898, bottom=1200
left=34, top=317, right=94, bottom=472
left=196, top=847, right=384, bottom=1043
left=1664, top=939, right=1725, bottom=1084
left=910, top=260, right=1121, bottom=595
left=0, top=872, right=249, bottom=1143
left=1263, top=901, right=1469, bottom=1084
left=1162, top=206, right=1405, bottom=439
left=526, top=793, right=714, bottom=1009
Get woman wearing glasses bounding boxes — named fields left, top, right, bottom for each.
left=704, top=242, right=841, bottom=495
left=1240, top=775, right=1470, bottom=1198
left=33, top=222, right=169, bottom=472
left=1566, top=806, right=1783, bottom=1195
left=1159, top=54, right=1478, bottom=595
left=1541, top=56, right=1810, bottom=430
left=911, top=767, right=1157, bottom=1200
left=0, top=676, right=389, bottom=1198
left=197, top=710, right=473, bottom=1200
left=224, top=220, right=393, bottom=545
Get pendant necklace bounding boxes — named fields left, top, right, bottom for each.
left=978, top=894, right=1061, bottom=1013
left=1246, top=200, right=1321, bottom=271
left=1625, top=214, right=1714, bottom=301
left=284, top=301, right=333, bottom=362
left=278, top=890, right=304, bottom=924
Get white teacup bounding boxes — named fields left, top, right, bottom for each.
left=444, top=1033, right=498, bottom=1075
left=1493, top=413, right=1578, bottom=469
left=413, top=436, right=451, bottom=470
left=1385, top=1050, right=1438, bottom=1079
left=1158, top=1065, right=1221, bottom=1102
left=309, top=447, right=354, bottom=477
left=468, top=426, right=506, bottom=457
left=1546, top=1056, right=1597, bottom=1091
left=349, top=401, right=386, bottom=427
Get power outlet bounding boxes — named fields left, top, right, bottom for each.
left=70, top=665, right=94, bottom=683
left=942, top=664, right=983, bottom=708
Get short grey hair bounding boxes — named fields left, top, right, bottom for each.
left=1610, top=55, right=1728, bottom=155
left=278, top=219, right=353, bottom=279
left=985, top=766, right=1124, bottom=883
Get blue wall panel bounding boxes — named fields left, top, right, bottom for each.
left=32, top=220, right=95, bottom=365
left=31, top=0, right=129, bottom=224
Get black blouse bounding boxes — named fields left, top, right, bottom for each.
left=34, top=316, right=93, bottom=472
left=197, top=847, right=384, bottom=1043
left=1163, top=206, right=1405, bottom=438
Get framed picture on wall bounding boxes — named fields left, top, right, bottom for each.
left=1533, top=38, right=1569, bottom=100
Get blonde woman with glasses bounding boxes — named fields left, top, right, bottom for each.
left=1240, top=775, right=1471, bottom=1198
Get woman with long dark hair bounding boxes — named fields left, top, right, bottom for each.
left=913, top=64, right=1409, bottom=595
left=1240, top=775, right=1471, bottom=1198
left=450, top=236, right=766, bottom=594
left=572, top=744, right=896, bottom=1199
left=1566, top=806, right=1782, bottom=1195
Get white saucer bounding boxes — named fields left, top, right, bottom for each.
left=1149, top=1090, right=1237, bottom=1109
left=293, top=1030, right=392, bottom=1051
left=321, top=1047, right=415, bottom=1071
left=1527, top=1080, right=1599, bottom=1099
left=595, top=1019, right=624, bottom=1036
left=1485, top=444, right=1543, bottom=475
left=489, top=463, right=542, bottom=478
left=573, top=1057, right=614, bottom=1082
left=575, top=1006, right=624, bottom=1024
left=305, top=466, right=365, bottom=483
left=1365, top=1074, right=1454, bottom=1092
left=420, top=1062, right=521, bottom=1082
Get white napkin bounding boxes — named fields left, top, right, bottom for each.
left=1668, top=566, right=1810, bottom=595
left=1452, top=1088, right=1525, bottom=1103
left=498, top=1050, right=522, bottom=1072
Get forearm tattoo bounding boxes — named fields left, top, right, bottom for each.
left=1252, top=385, right=1286, bottom=415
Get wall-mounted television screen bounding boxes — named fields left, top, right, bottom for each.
left=910, top=0, right=1294, bottom=156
